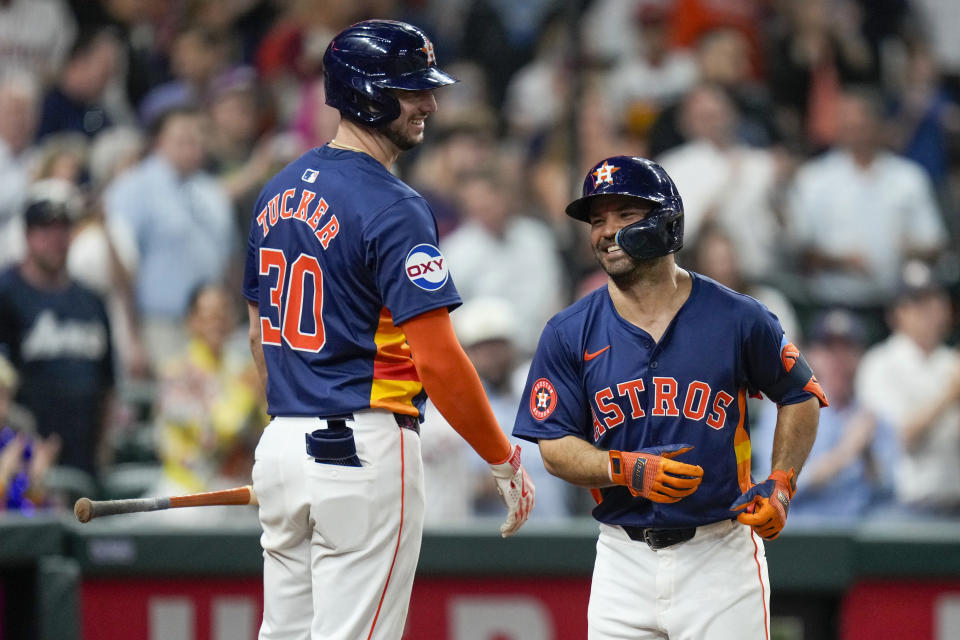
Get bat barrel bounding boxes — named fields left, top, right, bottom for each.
left=91, top=497, right=170, bottom=519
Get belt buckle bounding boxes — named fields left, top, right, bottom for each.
left=642, top=528, right=660, bottom=551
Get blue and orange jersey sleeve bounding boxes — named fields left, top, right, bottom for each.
left=369, top=308, right=422, bottom=417
left=743, top=307, right=828, bottom=408
left=364, top=197, right=461, bottom=325
left=513, top=320, right=592, bottom=443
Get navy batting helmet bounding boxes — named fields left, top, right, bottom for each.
left=565, top=156, right=684, bottom=260
left=322, top=20, right=457, bottom=127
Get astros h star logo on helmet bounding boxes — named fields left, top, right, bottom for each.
left=592, top=161, right=620, bottom=188
left=421, top=39, right=436, bottom=65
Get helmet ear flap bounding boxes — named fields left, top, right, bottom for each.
left=615, top=204, right=683, bottom=260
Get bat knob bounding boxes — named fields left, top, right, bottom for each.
left=75, top=497, right=93, bottom=523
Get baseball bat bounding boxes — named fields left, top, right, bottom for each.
left=74, top=485, right=258, bottom=523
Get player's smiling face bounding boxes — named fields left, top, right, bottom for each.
left=588, top=195, right=655, bottom=275
left=384, top=89, right=437, bottom=151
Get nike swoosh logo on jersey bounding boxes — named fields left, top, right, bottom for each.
left=584, top=345, right=611, bottom=361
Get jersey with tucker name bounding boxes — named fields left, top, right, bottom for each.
left=242, top=145, right=460, bottom=418
left=513, top=273, right=826, bottom=529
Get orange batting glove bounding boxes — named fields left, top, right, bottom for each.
left=730, top=468, right=797, bottom=540
left=609, top=444, right=704, bottom=503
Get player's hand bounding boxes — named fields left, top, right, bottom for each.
left=609, top=444, right=703, bottom=503
left=489, top=444, right=535, bottom=538
left=730, top=468, right=796, bottom=540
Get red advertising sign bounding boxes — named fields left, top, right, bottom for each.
left=81, top=576, right=590, bottom=640
left=842, top=580, right=960, bottom=640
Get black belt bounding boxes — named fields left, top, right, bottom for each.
left=622, top=526, right=697, bottom=550
left=323, top=413, right=420, bottom=436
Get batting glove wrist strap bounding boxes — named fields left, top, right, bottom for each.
left=489, top=444, right=522, bottom=479
left=489, top=445, right=535, bottom=538
left=730, top=467, right=796, bottom=540
left=608, top=444, right=704, bottom=503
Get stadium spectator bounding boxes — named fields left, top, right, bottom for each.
left=602, top=2, right=698, bottom=129
left=887, top=44, right=960, bottom=190
left=0, top=71, right=41, bottom=268
left=67, top=126, right=147, bottom=380
left=0, top=0, right=77, bottom=84
left=149, top=282, right=264, bottom=524
left=67, top=0, right=168, bottom=111
left=35, top=26, right=124, bottom=141
left=501, top=16, right=569, bottom=143
left=408, top=110, right=501, bottom=239
left=104, top=105, right=235, bottom=368
left=0, top=353, right=33, bottom=435
left=911, top=0, right=960, bottom=99
left=766, top=0, right=877, bottom=152
left=441, top=167, right=566, bottom=351
left=658, top=83, right=788, bottom=280
left=855, top=261, right=960, bottom=517
left=138, top=25, right=230, bottom=127
left=32, top=131, right=89, bottom=185
left=254, top=0, right=352, bottom=130
left=753, top=309, right=888, bottom=524
left=647, top=27, right=779, bottom=157
left=205, top=65, right=303, bottom=228
left=0, top=352, right=61, bottom=513
left=785, top=88, right=948, bottom=333
left=0, top=179, right=114, bottom=480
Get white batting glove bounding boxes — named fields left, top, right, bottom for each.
left=489, top=444, right=535, bottom=538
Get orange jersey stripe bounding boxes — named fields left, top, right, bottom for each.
left=370, top=308, right=422, bottom=416
left=733, top=388, right=752, bottom=493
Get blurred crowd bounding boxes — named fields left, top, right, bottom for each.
left=1, top=0, right=960, bottom=529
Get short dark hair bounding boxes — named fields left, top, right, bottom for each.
left=148, top=104, right=204, bottom=140
left=66, top=25, right=122, bottom=64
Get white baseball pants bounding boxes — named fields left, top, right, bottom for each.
left=252, top=411, right=425, bottom=640
left=588, top=519, right=771, bottom=640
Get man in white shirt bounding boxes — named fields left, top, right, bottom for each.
left=441, top=169, right=565, bottom=352
left=855, top=261, right=960, bottom=514
left=657, top=83, right=785, bottom=280
left=786, top=88, right=947, bottom=309
left=0, top=72, right=40, bottom=268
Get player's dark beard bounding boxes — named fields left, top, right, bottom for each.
left=608, top=264, right=645, bottom=289
left=382, top=121, right=419, bottom=151
left=595, top=246, right=654, bottom=288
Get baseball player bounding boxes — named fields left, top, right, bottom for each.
left=513, top=156, right=827, bottom=639
left=243, top=20, right=534, bottom=640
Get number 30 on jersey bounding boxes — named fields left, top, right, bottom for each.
left=258, top=247, right=326, bottom=352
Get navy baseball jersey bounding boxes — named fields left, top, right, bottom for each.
left=242, top=145, right=461, bottom=418
left=513, top=273, right=827, bottom=528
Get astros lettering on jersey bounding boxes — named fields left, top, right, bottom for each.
left=242, top=146, right=460, bottom=419
left=513, top=274, right=827, bottom=529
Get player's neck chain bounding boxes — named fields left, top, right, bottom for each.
left=329, top=140, right=368, bottom=154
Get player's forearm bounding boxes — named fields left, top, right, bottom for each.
left=247, top=301, right=268, bottom=397
left=420, top=360, right=511, bottom=463
left=539, top=435, right=611, bottom=488
left=403, top=309, right=511, bottom=464
left=769, top=396, right=820, bottom=474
